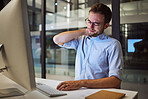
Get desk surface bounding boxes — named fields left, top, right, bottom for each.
left=0, top=75, right=138, bottom=99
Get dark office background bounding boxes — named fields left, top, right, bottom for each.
left=0, top=0, right=10, bottom=10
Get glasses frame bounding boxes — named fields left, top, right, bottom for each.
left=85, top=18, right=100, bottom=27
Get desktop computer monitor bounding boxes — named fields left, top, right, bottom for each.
left=0, top=0, right=36, bottom=93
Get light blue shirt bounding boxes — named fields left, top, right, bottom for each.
left=61, top=33, right=123, bottom=80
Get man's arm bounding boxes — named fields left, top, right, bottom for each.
left=56, top=76, right=121, bottom=91
left=53, top=28, right=88, bottom=46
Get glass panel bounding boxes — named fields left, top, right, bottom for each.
left=27, top=0, right=42, bottom=78
left=120, top=23, right=148, bottom=69
left=27, top=0, right=33, bottom=6
left=35, top=0, right=41, bottom=9
left=46, top=0, right=54, bottom=12
left=120, top=0, right=148, bottom=16
left=31, top=33, right=41, bottom=77
left=45, top=29, right=77, bottom=81
left=120, top=0, right=148, bottom=85
left=57, top=0, right=68, bottom=13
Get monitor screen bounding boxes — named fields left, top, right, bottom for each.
left=0, top=0, right=36, bottom=91
left=128, top=39, right=143, bottom=52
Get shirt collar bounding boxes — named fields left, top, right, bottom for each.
left=87, top=33, right=108, bottom=40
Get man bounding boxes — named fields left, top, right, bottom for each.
left=53, top=3, right=123, bottom=91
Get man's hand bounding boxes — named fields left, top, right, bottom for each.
left=85, top=28, right=98, bottom=37
left=56, top=80, right=83, bottom=91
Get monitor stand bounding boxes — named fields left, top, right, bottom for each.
left=0, top=88, right=25, bottom=98
left=0, top=44, right=7, bottom=73
left=0, top=44, right=3, bottom=50
left=0, top=44, right=25, bottom=98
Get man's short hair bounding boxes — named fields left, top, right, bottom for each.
left=89, top=3, right=112, bottom=24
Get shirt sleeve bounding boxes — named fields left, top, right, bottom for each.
left=108, top=40, right=124, bottom=80
left=59, top=39, right=79, bottom=50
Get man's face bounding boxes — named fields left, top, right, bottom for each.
left=87, top=12, right=109, bottom=37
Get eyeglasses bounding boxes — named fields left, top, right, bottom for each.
left=85, top=18, right=100, bottom=26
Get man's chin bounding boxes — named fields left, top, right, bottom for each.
left=89, top=33, right=99, bottom=37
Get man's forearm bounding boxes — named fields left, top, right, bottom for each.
left=53, top=29, right=86, bottom=46
left=80, top=76, right=121, bottom=89
left=56, top=76, right=121, bottom=91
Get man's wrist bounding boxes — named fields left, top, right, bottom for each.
left=84, top=28, right=89, bottom=36
left=78, top=28, right=88, bottom=36
left=79, top=80, right=87, bottom=87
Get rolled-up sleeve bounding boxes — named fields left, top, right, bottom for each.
left=108, top=41, right=124, bottom=80
left=59, top=39, right=79, bottom=50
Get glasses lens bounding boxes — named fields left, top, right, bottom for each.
left=85, top=18, right=90, bottom=25
left=85, top=18, right=100, bottom=26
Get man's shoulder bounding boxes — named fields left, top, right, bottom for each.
left=107, top=36, right=120, bottom=44
left=101, top=36, right=121, bottom=50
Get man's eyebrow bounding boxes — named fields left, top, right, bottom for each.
left=88, top=19, right=100, bottom=23
left=94, top=22, right=100, bottom=23
left=94, top=22, right=100, bottom=25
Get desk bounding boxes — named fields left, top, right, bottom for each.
left=0, top=75, right=138, bottom=99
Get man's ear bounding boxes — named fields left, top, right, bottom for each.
left=104, top=23, right=110, bottom=29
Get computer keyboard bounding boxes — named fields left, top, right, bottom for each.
left=36, top=83, right=67, bottom=97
